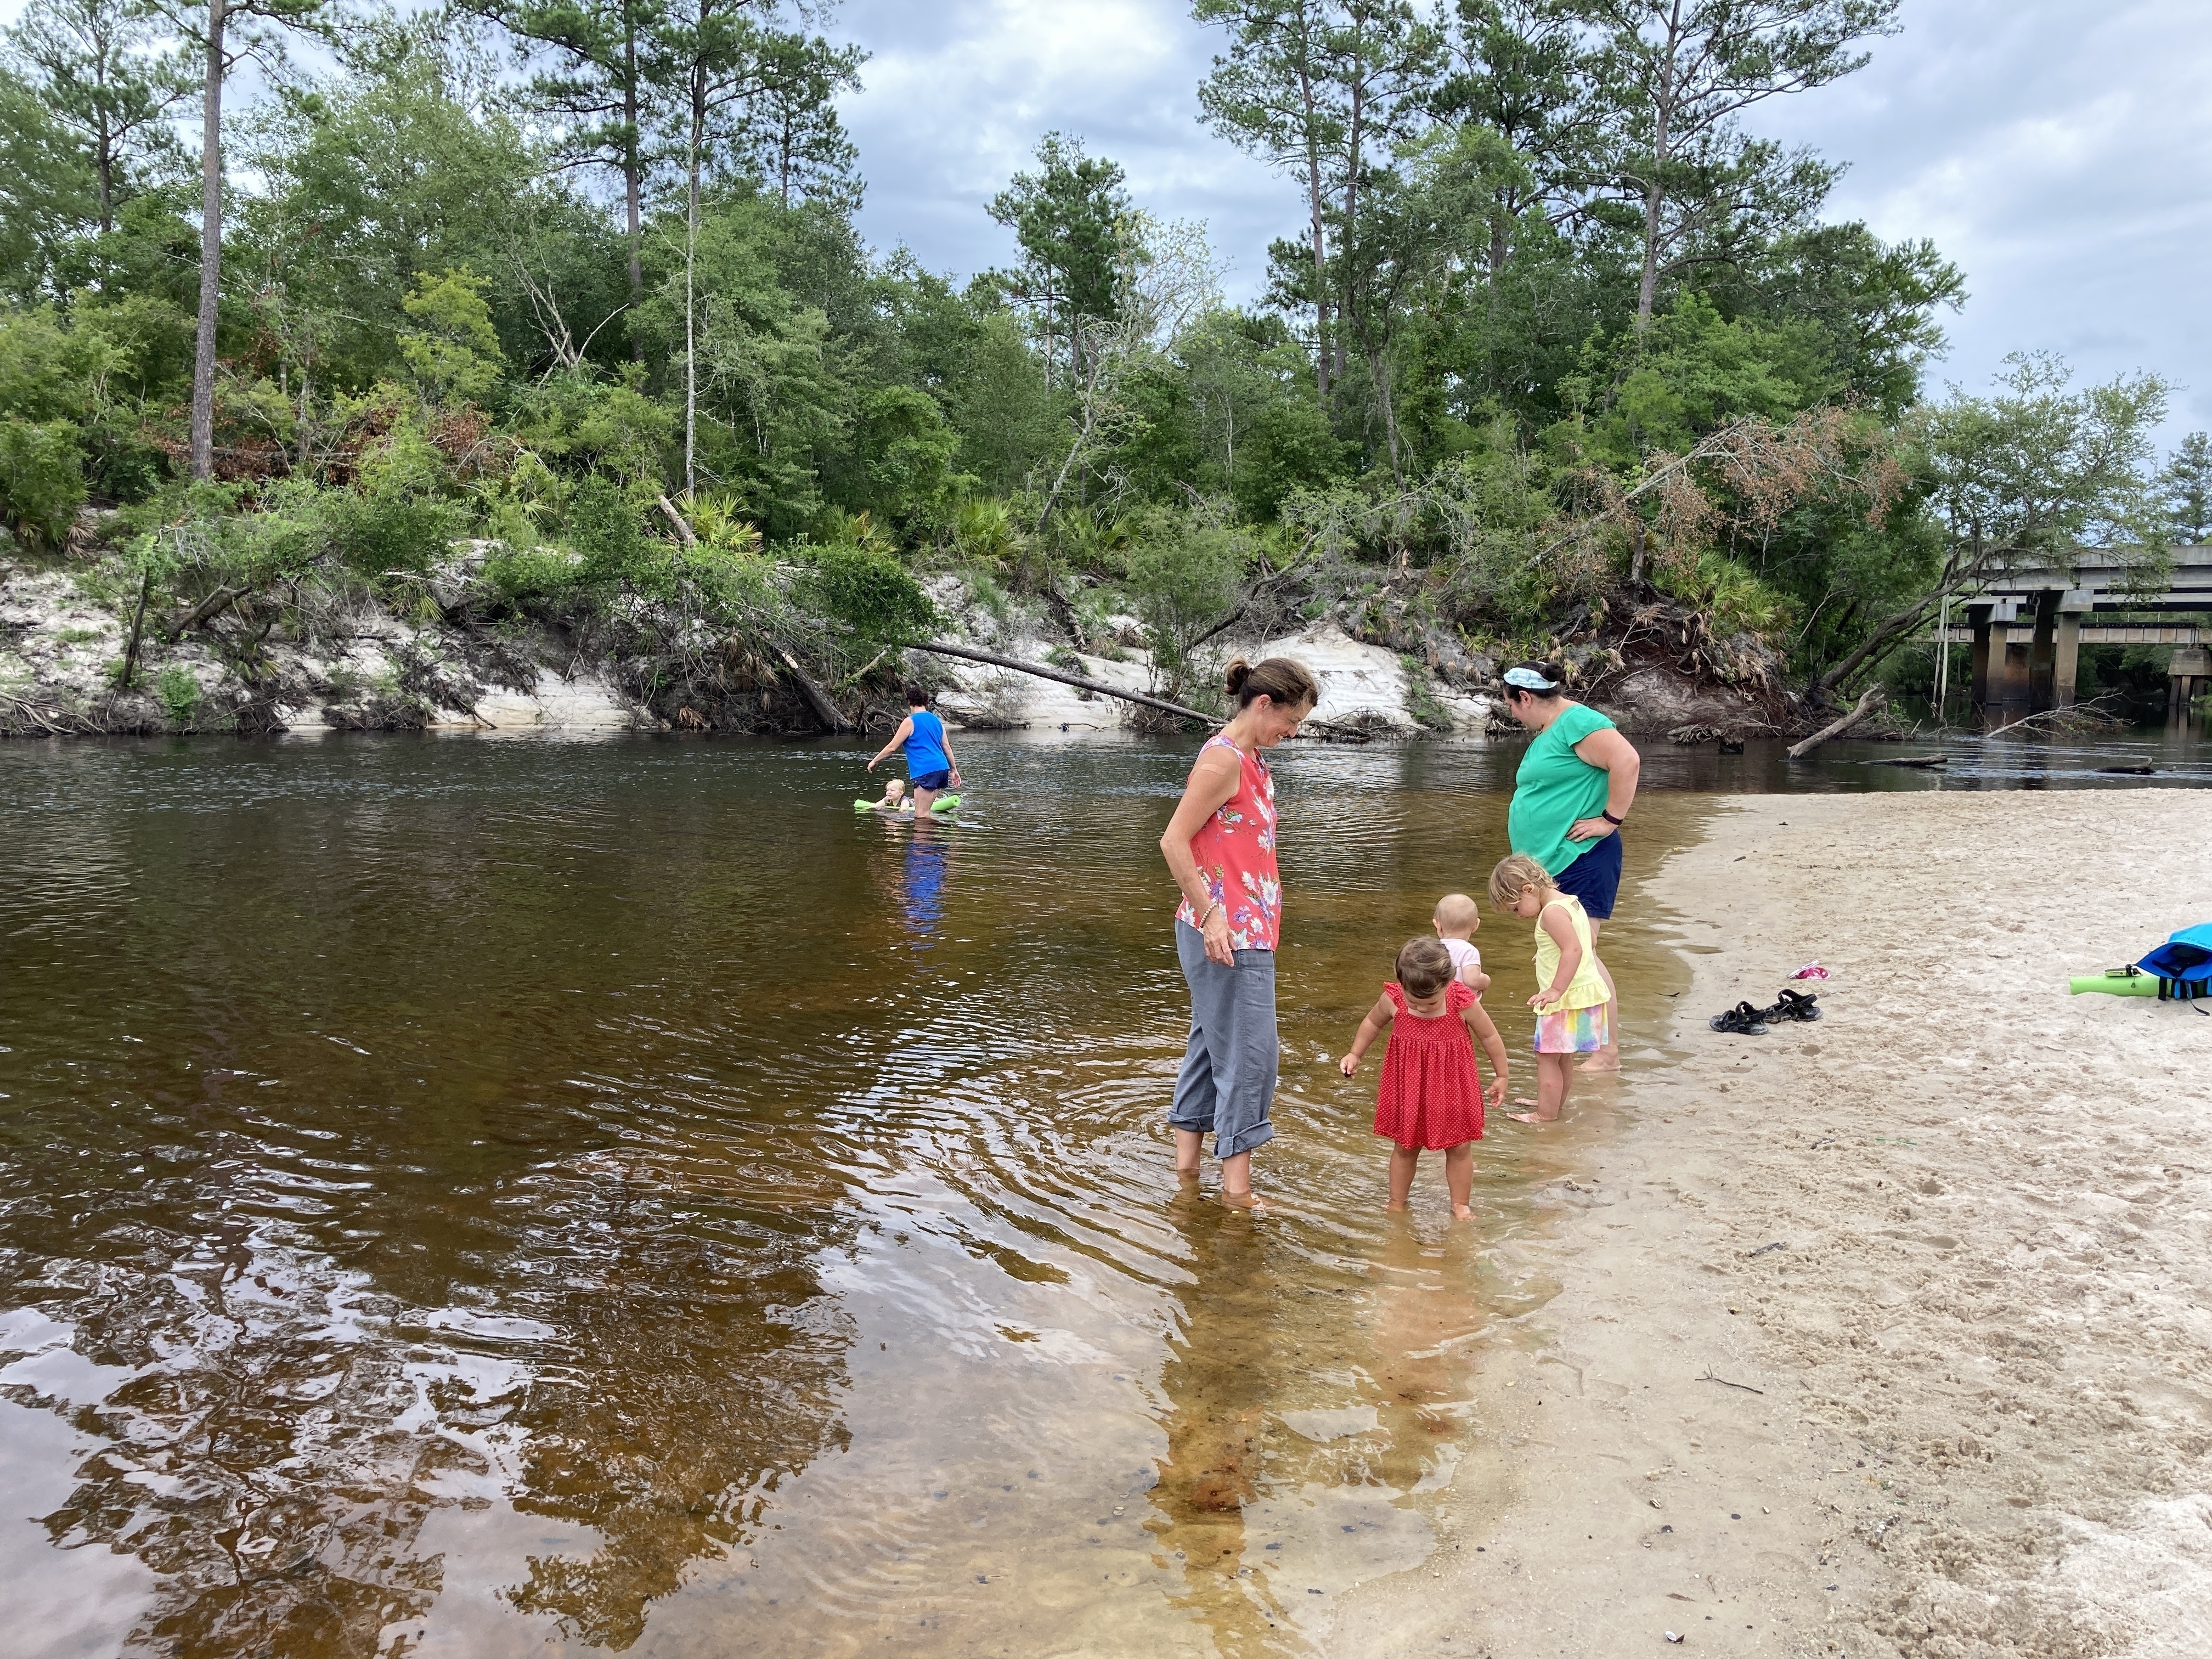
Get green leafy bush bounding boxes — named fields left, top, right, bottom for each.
left=1123, top=503, right=1254, bottom=695
left=0, top=416, right=87, bottom=549
left=565, top=475, right=647, bottom=581
left=154, top=664, right=200, bottom=725
left=800, top=541, right=937, bottom=645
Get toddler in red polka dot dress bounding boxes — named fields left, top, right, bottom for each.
left=1339, top=938, right=1510, bottom=1217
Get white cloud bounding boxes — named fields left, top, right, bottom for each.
left=833, top=0, right=1284, bottom=294
left=1748, top=0, right=2212, bottom=435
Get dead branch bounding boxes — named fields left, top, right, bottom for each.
left=119, top=568, right=153, bottom=690
left=163, top=585, right=243, bottom=641
left=1983, top=696, right=2120, bottom=739
left=657, top=495, right=697, bottom=546
left=1786, top=684, right=1885, bottom=760
left=776, top=646, right=851, bottom=733
left=905, top=640, right=1219, bottom=725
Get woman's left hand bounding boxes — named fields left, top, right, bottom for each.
left=1566, top=815, right=1615, bottom=841
left=949, top=768, right=962, bottom=788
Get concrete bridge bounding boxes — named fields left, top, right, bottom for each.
left=1955, top=544, right=2212, bottom=723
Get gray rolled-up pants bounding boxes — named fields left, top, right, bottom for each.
left=1168, top=921, right=1279, bottom=1159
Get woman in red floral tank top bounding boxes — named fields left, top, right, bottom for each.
left=1159, top=655, right=1319, bottom=1209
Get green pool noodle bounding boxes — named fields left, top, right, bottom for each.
left=853, top=794, right=960, bottom=813
left=2068, top=972, right=2159, bottom=997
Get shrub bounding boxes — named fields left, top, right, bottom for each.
left=800, top=541, right=936, bottom=645
left=0, top=417, right=88, bottom=550
left=1124, top=503, right=1254, bottom=696
left=154, top=664, right=200, bottom=725
left=565, top=475, right=648, bottom=582
left=483, top=541, right=588, bottom=603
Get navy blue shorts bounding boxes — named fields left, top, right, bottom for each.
left=1554, top=830, right=1622, bottom=921
left=911, top=769, right=952, bottom=792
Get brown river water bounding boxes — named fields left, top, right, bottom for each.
left=0, top=727, right=2197, bottom=1658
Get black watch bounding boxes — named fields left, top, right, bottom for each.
left=1600, top=809, right=1624, bottom=826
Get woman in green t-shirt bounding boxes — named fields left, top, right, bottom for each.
left=1500, top=663, right=1641, bottom=1071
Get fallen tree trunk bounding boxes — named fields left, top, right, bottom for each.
left=657, top=495, right=696, bottom=546
left=777, top=647, right=851, bottom=733
left=1786, top=684, right=1884, bottom=760
left=904, top=640, right=1220, bottom=726
left=163, top=584, right=241, bottom=641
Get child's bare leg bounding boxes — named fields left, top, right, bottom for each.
left=1386, top=1146, right=1419, bottom=1211
left=1512, top=1055, right=1569, bottom=1122
left=1542, top=1053, right=1572, bottom=1119
left=1173, top=1127, right=1204, bottom=1179
left=1444, top=1144, right=1473, bottom=1217
left=1217, top=1148, right=1261, bottom=1209
left=1581, top=920, right=1621, bottom=1071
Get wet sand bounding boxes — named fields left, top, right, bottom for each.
left=1333, top=791, right=2212, bottom=1659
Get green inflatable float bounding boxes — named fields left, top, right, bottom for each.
left=2068, top=969, right=2159, bottom=997
left=854, top=794, right=961, bottom=814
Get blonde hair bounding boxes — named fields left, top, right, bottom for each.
left=1395, top=936, right=1454, bottom=1000
left=1433, top=893, right=1479, bottom=935
left=1487, top=854, right=1555, bottom=911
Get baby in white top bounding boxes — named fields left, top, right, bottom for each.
left=1434, top=892, right=1491, bottom=997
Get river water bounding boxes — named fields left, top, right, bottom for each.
left=0, top=726, right=2201, bottom=1659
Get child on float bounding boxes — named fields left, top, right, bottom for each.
left=1487, top=854, right=1612, bottom=1124
left=1432, top=892, right=1491, bottom=997
left=866, top=686, right=962, bottom=821
left=866, top=777, right=911, bottom=812
left=1339, top=936, right=1510, bottom=1217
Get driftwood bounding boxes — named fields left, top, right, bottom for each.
left=776, top=647, right=851, bottom=733
left=904, top=640, right=1221, bottom=726
left=1867, top=753, right=1948, bottom=769
left=1786, top=684, right=1884, bottom=760
left=1982, top=699, right=2117, bottom=740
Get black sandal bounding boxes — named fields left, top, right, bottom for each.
left=1766, top=988, right=1822, bottom=1022
left=1709, top=1001, right=1769, bottom=1035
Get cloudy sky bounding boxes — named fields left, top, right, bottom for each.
left=830, top=0, right=2212, bottom=444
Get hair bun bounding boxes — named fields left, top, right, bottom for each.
left=1223, top=657, right=1252, bottom=696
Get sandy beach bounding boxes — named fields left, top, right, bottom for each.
left=1333, top=789, right=2211, bottom=1659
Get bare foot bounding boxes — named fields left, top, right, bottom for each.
left=1506, top=1110, right=1557, bottom=1125
left=1452, top=1204, right=1475, bottom=1220
left=1384, top=1200, right=1408, bottom=1213
left=1218, top=1190, right=1266, bottom=1212
left=1580, top=1051, right=1621, bottom=1073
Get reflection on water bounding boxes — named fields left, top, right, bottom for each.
left=1, top=726, right=2185, bottom=1657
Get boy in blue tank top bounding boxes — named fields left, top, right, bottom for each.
left=867, top=686, right=964, bottom=820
